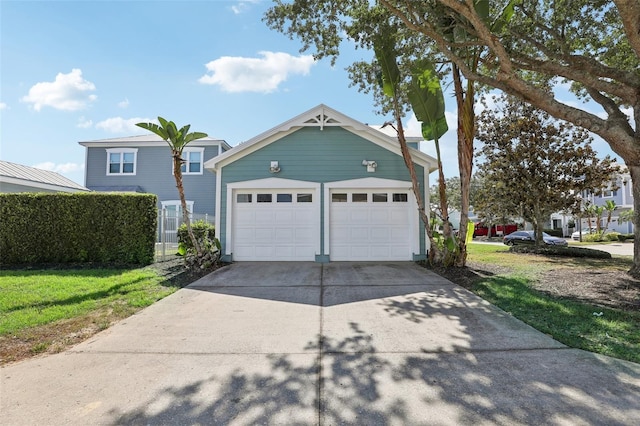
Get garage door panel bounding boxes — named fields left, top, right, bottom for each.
left=348, top=209, right=369, bottom=222
left=275, top=210, right=294, bottom=223
left=275, top=228, right=294, bottom=241
left=369, top=227, right=390, bottom=241
left=330, top=189, right=412, bottom=261
left=371, top=209, right=391, bottom=222
left=295, top=210, right=315, bottom=223
left=233, top=189, right=318, bottom=261
left=295, top=227, right=314, bottom=239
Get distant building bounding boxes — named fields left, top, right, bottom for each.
left=550, top=167, right=633, bottom=236
left=0, top=160, right=89, bottom=193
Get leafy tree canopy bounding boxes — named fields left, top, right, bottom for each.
left=475, top=94, right=621, bottom=245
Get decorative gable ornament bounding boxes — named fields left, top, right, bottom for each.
left=302, top=111, right=342, bottom=130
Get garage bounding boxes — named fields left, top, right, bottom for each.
left=206, top=104, right=437, bottom=263
left=329, top=189, right=413, bottom=261
left=231, top=188, right=319, bottom=261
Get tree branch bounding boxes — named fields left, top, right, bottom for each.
left=615, top=0, right=640, bottom=58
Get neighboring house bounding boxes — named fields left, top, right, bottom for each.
left=206, top=104, right=438, bottom=262
left=0, top=160, right=89, bottom=193
left=79, top=134, right=230, bottom=217
left=549, top=167, right=634, bottom=235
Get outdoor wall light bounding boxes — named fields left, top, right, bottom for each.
left=270, top=161, right=281, bottom=173
left=362, top=160, right=377, bottom=172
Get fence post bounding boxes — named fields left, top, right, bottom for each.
left=161, top=207, right=166, bottom=261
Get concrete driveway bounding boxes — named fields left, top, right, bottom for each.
left=2, top=262, right=639, bottom=425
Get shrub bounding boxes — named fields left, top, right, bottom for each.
left=0, top=192, right=157, bottom=266
left=583, top=232, right=605, bottom=242
left=509, top=245, right=611, bottom=259
left=617, top=233, right=635, bottom=242
left=176, top=220, right=221, bottom=270
left=177, top=220, right=216, bottom=252
left=605, top=232, right=621, bottom=241
left=543, top=228, right=563, bottom=238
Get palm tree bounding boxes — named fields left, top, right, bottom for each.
left=136, top=117, right=207, bottom=259
left=584, top=203, right=597, bottom=230
left=604, top=200, right=617, bottom=231
left=594, top=205, right=605, bottom=234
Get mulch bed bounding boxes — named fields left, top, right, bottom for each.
left=433, top=260, right=640, bottom=312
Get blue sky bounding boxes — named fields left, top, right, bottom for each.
left=0, top=0, right=622, bottom=186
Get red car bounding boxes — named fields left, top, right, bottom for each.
left=473, top=223, right=518, bottom=237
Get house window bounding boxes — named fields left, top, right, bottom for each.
left=277, top=193, right=293, bottom=203
left=332, top=193, right=347, bottom=202
left=373, top=193, right=388, bottom=202
left=602, top=189, right=618, bottom=198
left=393, top=193, right=408, bottom=202
left=257, top=194, right=273, bottom=203
left=237, top=194, right=252, bottom=203
left=180, top=148, right=204, bottom=175
left=352, top=193, right=368, bottom=202
left=297, top=194, right=313, bottom=203
left=106, top=148, right=137, bottom=175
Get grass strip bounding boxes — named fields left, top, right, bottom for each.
left=473, top=275, right=640, bottom=363
left=0, top=268, right=178, bottom=336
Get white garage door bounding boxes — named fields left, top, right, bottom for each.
left=232, top=189, right=318, bottom=261
left=330, top=190, right=413, bottom=261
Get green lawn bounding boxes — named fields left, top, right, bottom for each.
left=0, top=267, right=178, bottom=337
left=466, top=243, right=640, bottom=363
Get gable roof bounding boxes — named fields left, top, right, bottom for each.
left=79, top=134, right=231, bottom=150
left=204, top=104, right=438, bottom=172
left=0, top=160, right=89, bottom=192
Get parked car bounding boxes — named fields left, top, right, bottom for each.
left=473, top=222, right=518, bottom=237
left=571, top=227, right=598, bottom=241
left=503, top=230, right=568, bottom=246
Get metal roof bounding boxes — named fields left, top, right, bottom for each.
left=79, top=134, right=232, bottom=150
left=0, top=160, right=89, bottom=192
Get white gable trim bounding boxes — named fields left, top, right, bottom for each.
left=204, top=104, right=438, bottom=173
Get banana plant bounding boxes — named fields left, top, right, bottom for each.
left=373, top=29, right=452, bottom=264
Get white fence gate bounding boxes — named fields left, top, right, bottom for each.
left=156, top=208, right=214, bottom=261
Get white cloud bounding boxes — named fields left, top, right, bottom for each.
left=118, top=98, right=129, bottom=109
left=33, top=162, right=84, bottom=174
left=231, top=0, right=259, bottom=14
left=21, top=69, right=97, bottom=111
left=77, top=116, right=93, bottom=128
left=199, top=51, right=316, bottom=93
left=95, top=116, right=156, bottom=134
left=0, top=102, right=7, bottom=110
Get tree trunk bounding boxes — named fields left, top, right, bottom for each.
left=628, top=165, right=640, bottom=277
left=173, top=153, right=202, bottom=256
left=453, top=66, right=474, bottom=267
left=391, top=102, right=442, bottom=263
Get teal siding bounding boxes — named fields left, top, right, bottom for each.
left=220, top=127, right=426, bottom=258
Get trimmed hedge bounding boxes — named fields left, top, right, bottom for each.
left=509, top=245, right=612, bottom=259
left=0, top=192, right=157, bottom=266
left=618, top=233, right=635, bottom=242
left=543, top=228, right=563, bottom=238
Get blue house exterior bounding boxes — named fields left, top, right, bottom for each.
left=79, top=134, right=230, bottom=217
left=550, top=167, right=634, bottom=235
left=205, top=104, right=438, bottom=262
left=585, top=168, right=634, bottom=234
